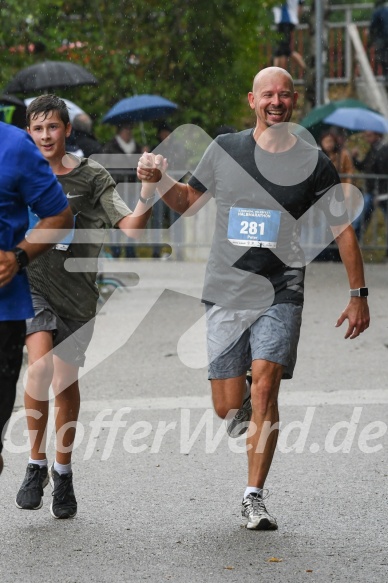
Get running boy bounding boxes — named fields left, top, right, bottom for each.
left=16, top=95, right=154, bottom=519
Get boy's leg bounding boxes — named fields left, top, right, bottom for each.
left=48, top=356, right=80, bottom=519
left=24, top=331, right=54, bottom=460
left=52, top=356, right=80, bottom=465
left=16, top=330, right=53, bottom=510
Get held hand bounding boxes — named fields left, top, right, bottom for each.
left=137, top=153, right=167, bottom=183
left=335, top=298, right=370, bottom=339
left=0, top=250, right=19, bottom=287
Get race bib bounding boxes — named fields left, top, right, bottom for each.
left=227, top=207, right=281, bottom=248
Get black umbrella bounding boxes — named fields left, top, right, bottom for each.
left=4, top=61, right=98, bottom=94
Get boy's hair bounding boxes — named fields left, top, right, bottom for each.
left=26, top=94, right=70, bottom=127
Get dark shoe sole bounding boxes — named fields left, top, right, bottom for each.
left=50, top=502, right=77, bottom=519
left=246, top=518, right=278, bottom=530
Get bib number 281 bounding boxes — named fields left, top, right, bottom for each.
left=227, top=207, right=281, bottom=248
left=240, top=221, right=265, bottom=236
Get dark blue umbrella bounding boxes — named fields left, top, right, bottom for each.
left=102, top=94, right=178, bottom=125
left=324, top=107, right=388, bottom=134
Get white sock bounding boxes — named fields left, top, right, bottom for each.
left=29, top=457, right=48, bottom=468
left=54, top=460, right=72, bottom=475
left=244, top=486, right=263, bottom=499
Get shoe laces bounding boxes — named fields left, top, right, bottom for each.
left=244, top=489, right=271, bottom=513
left=23, top=466, right=43, bottom=490
left=52, top=473, right=73, bottom=501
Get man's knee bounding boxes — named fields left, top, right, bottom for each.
left=251, top=380, right=279, bottom=416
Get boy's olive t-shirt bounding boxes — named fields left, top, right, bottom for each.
left=28, top=157, right=131, bottom=321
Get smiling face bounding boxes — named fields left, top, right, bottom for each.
left=28, top=110, right=71, bottom=163
left=248, top=68, right=298, bottom=132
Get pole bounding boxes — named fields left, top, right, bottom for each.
left=315, top=0, right=323, bottom=106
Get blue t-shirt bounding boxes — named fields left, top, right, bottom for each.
left=0, top=122, right=68, bottom=321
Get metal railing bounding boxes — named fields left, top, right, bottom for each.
left=262, top=3, right=386, bottom=87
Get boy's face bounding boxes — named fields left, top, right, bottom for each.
left=28, top=110, right=71, bottom=162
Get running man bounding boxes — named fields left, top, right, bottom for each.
left=137, top=67, right=370, bottom=530
left=15, top=95, right=154, bottom=518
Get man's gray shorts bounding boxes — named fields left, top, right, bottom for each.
left=26, top=293, right=95, bottom=367
left=206, top=303, right=303, bottom=380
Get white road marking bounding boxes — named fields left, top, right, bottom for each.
left=80, top=389, right=388, bottom=412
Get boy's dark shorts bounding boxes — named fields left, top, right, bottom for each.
left=26, top=293, right=94, bottom=367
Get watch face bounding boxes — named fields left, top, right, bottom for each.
left=360, top=288, right=368, bottom=297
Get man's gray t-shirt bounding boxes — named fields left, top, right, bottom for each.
left=188, top=129, right=348, bottom=310
left=28, top=157, right=131, bottom=321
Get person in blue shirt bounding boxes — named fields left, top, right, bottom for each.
left=0, top=121, right=73, bottom=476
left=273, top=1, right=306, bottom=72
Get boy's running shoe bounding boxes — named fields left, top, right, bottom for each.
left=49, top=465, right=77, bottom=519
left=15, top=463, right=49, bottom=510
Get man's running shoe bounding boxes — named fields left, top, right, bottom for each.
left=15, top=463, right=49, bottom=510
left=241, top=492, right=278, bottom=530
left=49, top=465, right=77, bottom=519
left=226, top=371, right=252, bottom=438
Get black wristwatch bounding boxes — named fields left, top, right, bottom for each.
left=11, top=247, right=29, bottom=273
left=349, top=287, right=368, bottom=297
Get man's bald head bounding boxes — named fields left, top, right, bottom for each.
left=252, top=67, right=294, bottom=93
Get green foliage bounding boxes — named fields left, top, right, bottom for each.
left=0, top=0, right=278, bottom=142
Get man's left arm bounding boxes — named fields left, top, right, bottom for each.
left=332, top=224, right=370, bottom=339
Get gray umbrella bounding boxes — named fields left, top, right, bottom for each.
left=4, top=61, right=97, bottom=94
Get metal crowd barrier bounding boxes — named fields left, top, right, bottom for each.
left=100, top=168, right=388, bottom=262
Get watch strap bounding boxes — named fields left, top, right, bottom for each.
left=350, top=287, right=368, bottom=297
left=11, top=247, right=29, bottom=273
left=139, top=193, right=156, bottom=205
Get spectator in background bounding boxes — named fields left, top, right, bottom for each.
left=71, top=113, right=102, bottom=158
left=370, top=0, right=388, bottom=80
left=273, top=1, right=306, bottom=72
left=352, top=131, right=388, bottom=240
left=102, top=123, right=142, bottom=156
left=102, top=125, right=142, bottom=258
left=320, top=128, right=355, bottom=186
left=316, top=129, right=356, bottom=261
